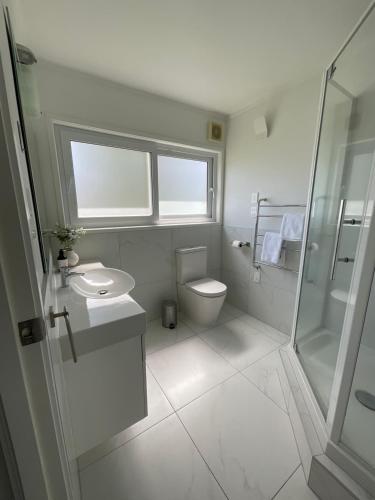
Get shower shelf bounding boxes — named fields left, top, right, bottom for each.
left=252, top=198, right=306, bottom=273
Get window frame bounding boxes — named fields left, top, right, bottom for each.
left=156, top=147, right=216, bottom=222
left=54, top=124, right=218, bottom=228
left=55, top=124, right=159, bottom=227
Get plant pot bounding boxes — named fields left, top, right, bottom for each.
left=65, top=249, right=79, bottom=267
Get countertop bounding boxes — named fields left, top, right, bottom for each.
left=54, top=262, right=146, bottom=361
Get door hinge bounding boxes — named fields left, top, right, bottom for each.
left=18, top=317, right=45, bottom=346
left=327, top=63, right=336, bottom=80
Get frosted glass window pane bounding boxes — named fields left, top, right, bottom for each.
left=158, top=155, right=208, bottom=216
left=71, top=142, right=152, bottom=218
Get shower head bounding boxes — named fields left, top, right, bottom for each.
left=16, top=44, right=37, bottom=65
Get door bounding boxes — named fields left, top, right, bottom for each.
left=0, top=3, right=76, bottom=499
left=294, top=5, right=375, bottom=418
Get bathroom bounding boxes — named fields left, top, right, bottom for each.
left=0, top=1, right=375, bottom=499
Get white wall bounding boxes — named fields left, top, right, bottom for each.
left=31, top=60, right=226, bottom=227
left=30, top=61, right=225, bottom=319
left=223, top=77, right=321, bottom=333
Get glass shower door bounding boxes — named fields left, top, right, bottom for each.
left=341, top=268, right=375, bottom=470
left=294, top=11, right=375, bottom=417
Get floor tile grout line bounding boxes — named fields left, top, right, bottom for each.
left=175, top=411, right=231, bottom=500
left=275, top=353, right=308, bottom=474
left=239, top=344, right=283, bottom=371
left=240, top=370, right=289, bottom=416
left=78, top=410, right=175, bottom=473
left=281, top=386, right=308, bottom=483
left=238, top=358, right=304, bottom=493
left=146, top=332, right=201, bottom=360
left=146, top=317, right=194, bottom=336
left=82, top=373, right=302, bottom=497
left=182, top=311, right=239, bottom=335
left=148, top=353, right=240, bottom=414
left=147, top=333, right=240, bottom=386
left=145, top=362, right=178, bottom=410
left=198, top=336, right=282, bottom=376
left=145, top=304, right=244, bottom=357
left=235, top=314, right=290, bottom=344
left=239, top=347, right=292, bottom=415
left=196, top=333, right=245, bottom=372
left=174, top=371, right=240, bottom=413
left=81, top=311, right=295, bottom=489
left=275, top=362, right=292, bottom=411
left=280, top=349, right=327, bottom=454
left=270, top=463, right=301, bottom=499
left=148, top=344, right=286, bottom=420
left=146, top=330, right=196, bottom=356
left=145, top=317, right=228, bottom=358
left=82, top=314, right=300, bottom=496
left=80, top=356, right=186, bottom=473
left=196, top=323, right=283, bottom=373
left=145, top=335, right=257, bottom=500
left=146, top=307, right=278, bottom=360
left=147, top=320, right=288, bottom=415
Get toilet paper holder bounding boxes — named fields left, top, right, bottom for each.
left=232, top=240, right=251, bottom=248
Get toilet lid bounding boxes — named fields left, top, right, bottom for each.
left=186, top=278, right=227, bottom=298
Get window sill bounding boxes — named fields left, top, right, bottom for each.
left=83, top=221, right=221, bottom=234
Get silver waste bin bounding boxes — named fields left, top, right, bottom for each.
left=162, top=300, right=177, bottom=329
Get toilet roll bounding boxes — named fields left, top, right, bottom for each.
left=232, top=240, right=243, bottom=248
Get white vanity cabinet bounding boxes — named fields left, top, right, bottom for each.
left=55, top=262, right=147, bottom=457
left=63, top=334, right=147, bottom=457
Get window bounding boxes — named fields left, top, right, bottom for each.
left=70, top=142, right=152, bottom=218
left=158, top=154, right=212, bottom=218
left=55, top=124, right=218, bottom=227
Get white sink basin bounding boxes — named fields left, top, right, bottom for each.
left=70, top=267, right=135, bottom=299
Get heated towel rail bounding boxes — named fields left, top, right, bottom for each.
left=252, top=198, right=306, bottom=273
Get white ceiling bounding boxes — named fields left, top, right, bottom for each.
left=18, top=0, right=370, bottom=114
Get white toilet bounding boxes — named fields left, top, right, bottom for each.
left=176, top=246, right=227, bottom=326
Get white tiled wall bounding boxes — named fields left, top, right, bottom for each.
left=221, top=225, right=299, bottom=333
left=222, top=77, right=322, bottom=335
left=73, top=225, right=222, bottom=320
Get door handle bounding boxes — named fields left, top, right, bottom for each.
left=49, top=306, right=78, bottom=363
left=337, top=257, right=355, bottom=263
left=330, top=199, right=346, bottom=281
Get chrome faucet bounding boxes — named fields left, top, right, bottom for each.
left=60, top=267, right=85, bottom=288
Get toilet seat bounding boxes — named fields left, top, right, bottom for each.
left=185, top=278, right=227, bottom=298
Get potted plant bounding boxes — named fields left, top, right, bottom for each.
left=49, top=224, right=86, bottom=266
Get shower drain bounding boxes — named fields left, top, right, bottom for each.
left=97, top=289, right=109, bottom=296
left=355, top=390, right=375, bottom=411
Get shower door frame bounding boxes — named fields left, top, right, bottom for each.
left=290, top=1, right=375, bottom=494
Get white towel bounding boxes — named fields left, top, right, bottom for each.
left=280, top=213, right=305, bottom=241
left=261, top=232, right=283, bottom=264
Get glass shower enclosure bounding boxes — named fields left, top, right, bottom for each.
left=292, top=2, right=375, bottom=495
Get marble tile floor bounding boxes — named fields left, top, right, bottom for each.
left=80, top=303, right=317, bottom=500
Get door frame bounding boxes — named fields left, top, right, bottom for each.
left=0, top=2, right=70, bottom=499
